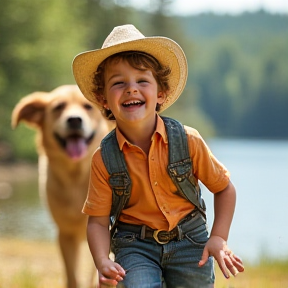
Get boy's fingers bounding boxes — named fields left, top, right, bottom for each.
left=224, top=253, right=238, bottom=277
left=198, top=247, right=209, bottom=267
left=100, top=265, right=125, bottom=284
left=99, top=274, right=118, bottom=286
left=216, top=255, right=230, bottom=279
left=115, top=264, right=126, bottom=276
left=230, top=254, right=245, bottom=272
left=218, top=251, right=244, bottom=278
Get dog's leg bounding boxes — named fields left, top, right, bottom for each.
left=58, top=232, right=81, bottom=288
left=88, top=265, right=98, bottom=288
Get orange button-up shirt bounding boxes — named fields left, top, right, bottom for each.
left=82, top=115, right=230, bottom=231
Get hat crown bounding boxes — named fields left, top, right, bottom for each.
left=102, top=24, right=145, bottom=49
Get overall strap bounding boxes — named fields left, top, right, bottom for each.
left=162, top=116, right=206, bottom=217
left=100, top=129, right=132, bottom=233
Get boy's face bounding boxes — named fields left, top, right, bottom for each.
left=102, top=59, right=165, bottom=125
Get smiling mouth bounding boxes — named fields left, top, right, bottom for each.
left=122, top=100, right=145, bottom=107
left=54, top=132, right=95, bottom=160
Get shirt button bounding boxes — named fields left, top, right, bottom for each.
left=162, top=206, right=169, bottom=213
left=154, top=182, right=158, bottom=186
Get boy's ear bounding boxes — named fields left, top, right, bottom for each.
left=103, top=104, right=110, bottom=110
left=97, top=94, right=107, bottom=107
left=157, top=91, right=166, bottom=105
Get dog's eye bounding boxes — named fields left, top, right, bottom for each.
left=83, top=104, right=93, bottom=110
left=53, top=102, right=66, bottom=112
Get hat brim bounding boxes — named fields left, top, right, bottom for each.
left=72, top=37, right=187, bottom=113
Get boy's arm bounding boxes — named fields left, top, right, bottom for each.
left=211, top=181, right=236, bottom=240
left=87, top=216, right=125, bottom=286
left=198, top=181, right=244, bottom=278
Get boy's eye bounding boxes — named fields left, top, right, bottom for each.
left=138, top=79, right=149, bottom=84
left=113, top=81, right=124, bottom=86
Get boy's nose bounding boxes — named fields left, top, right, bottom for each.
left=126, top=90, right=137, bottom=95
left=126, top=84, right=138, bottom=95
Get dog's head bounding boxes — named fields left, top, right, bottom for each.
left=12, top=85, right=111, bottom=161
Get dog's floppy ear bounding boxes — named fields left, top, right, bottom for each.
left=11, top=92, right=49, bottom=129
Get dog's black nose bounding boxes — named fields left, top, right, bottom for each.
left=67, top=117, right=82, bottom=129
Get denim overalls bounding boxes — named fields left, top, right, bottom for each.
left=100, top=116, right=214, bottom=288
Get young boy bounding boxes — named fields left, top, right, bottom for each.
left=72, top=24, right=244, bottom=287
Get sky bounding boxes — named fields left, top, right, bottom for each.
left=127, top=0, right=288, bottom=15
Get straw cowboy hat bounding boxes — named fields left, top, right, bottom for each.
left=72, top=24, right=187, bottom=113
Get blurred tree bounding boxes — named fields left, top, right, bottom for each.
left=0, top=0, right=87, bottom=160
left=1, top=3, right=287, bottom=161
left=180, top=12, right=288, bottom=139
left=240, top=38, right=288, bottom=138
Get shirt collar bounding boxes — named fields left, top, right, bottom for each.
left=115, top=114, right=168, bottom=150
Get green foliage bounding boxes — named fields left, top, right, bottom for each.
left=9, top=126, right=38, bottom=161
left=178, top=11, right=288, bottom=138
left=1, top=0, right=288, bottom=160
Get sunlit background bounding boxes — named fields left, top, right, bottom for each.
left=0, top=0, right=288, bottom=287
left=130, top=0, right=288, bottom=15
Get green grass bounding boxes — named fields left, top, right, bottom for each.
left=215, top=258, right=288, bottom=288
left=8, top=269, right=39, bottom=288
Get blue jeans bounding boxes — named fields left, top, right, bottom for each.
left=111, top=212, right=215, bottom=288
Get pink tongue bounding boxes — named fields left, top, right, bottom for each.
left=66, top=138, right=87, bottom=159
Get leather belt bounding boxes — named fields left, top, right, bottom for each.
left=117, top=222, right=179, bottom=244
left=116, top=209, right=199, bottom=244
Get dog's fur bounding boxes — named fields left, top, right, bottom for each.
left=12, top=85, right=114, bottom=288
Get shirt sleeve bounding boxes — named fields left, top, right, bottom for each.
left=82, top=147, right=113, bottom=216
left=185, top=126, right=230, bottom=193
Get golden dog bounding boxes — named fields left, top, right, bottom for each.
left=12, top=85, right=113, bottom=288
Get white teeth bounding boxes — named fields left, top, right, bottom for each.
left=123, top=101, right=144, bottom=107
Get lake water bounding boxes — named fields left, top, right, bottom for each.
left=0, top=139, right=288, bottom=264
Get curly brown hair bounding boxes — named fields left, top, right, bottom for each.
left=92, top=51, right=171, bottom=120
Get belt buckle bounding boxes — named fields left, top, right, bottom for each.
left=153, top=230, right=169, bottom=244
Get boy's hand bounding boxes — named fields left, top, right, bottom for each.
left=98, top=258, right=126, bottom=286
left=198, top=235, right=244, bottom=278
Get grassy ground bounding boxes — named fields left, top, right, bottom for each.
left=1, top=238, right=288, bottom=288
left=0, top=237, right=96, bottom=288
left=215, top=258, right=288, bottom=288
